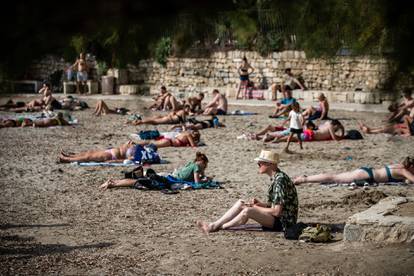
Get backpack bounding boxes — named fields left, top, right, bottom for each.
left=299, top=225, right=333, bottom=242
left=344, top=129, right=363, bottom=140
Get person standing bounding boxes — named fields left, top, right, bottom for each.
left=197, top=150, right=298, bottom=234
left=283, top=102, right=304, bottom=153
left=236, top=56, right=255, bottom=99
left=71, top=52, right=89, bottom=94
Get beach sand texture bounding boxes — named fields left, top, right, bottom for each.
left=0, top=97, right=413, bottom=275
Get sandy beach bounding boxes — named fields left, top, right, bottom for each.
left=0, top=96, right=413, bottom=275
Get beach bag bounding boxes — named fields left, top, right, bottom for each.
left=344, top=129, right=363, bottom=140
left=299, top=225, right=332, bottom=242
left=138, top=130, right=160, bottom=140
left=123, top=166, right=144, bottom=179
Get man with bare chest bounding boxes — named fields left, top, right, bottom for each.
left=71, top=53, right=89, bottom=94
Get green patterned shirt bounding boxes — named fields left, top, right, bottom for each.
left=267, top=169, right=298, bottom=229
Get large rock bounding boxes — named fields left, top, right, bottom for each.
left=344, top=197, right=414, bottom=243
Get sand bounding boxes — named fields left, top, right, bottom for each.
left=0, top=96, right=414, bottom=275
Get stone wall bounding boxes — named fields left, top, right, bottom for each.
left=127, top=51, right=408, bottom=100
left=23, top=51, right=413, bottom=103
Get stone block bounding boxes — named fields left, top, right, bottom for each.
left=63, top=81, right=76, bottom=94
left=119, top=85, right=140, bottom=95
left=344, top=197, right=414, bottom=243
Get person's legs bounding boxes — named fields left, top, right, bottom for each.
left=203, top=107, right=217, bottom=115
left=284, top=133, right=294, bottom=152
left=59, top=150, right=112, bottom=163
left=295, top=169, right=370, bottom=184
left=197, top=200, right=246, bottom=233
left=302, top=106, right=315, bottom=118
left=297, top=133, right=303, bottom=149
left=222, top=206, right=275, bottom=229
left=100, top=178, right=136, bottom=191
left=255, top=125, right=275, bottom=137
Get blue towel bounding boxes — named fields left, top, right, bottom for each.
left=165, top=175, right=221, bottom=189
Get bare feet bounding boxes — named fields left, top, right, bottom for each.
left=196, top=221, right=215, bottom=235
left=283, top=147, right=293, bottom=154
left=293, top=175, right=307, bottom=184
left=99, top=179, right=114, bottom=191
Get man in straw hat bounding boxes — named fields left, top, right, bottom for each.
left=197, top=150, right=298, bottom=234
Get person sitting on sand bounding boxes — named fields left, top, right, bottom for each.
left=387, top=88, right=414, bottom=123
left=269, top=86, right=296, bottom=118
left=270, top=119, right=344, bottom=143
left=196, top=150, right=298, bottom=234
left=59, top=140, right=138, bottom=163
left=203, top=89, right=228, bottom=115
left=294, top=156, right=414, bottom=185
left=163, top=93, right=184, bottom=111
left=358, top=111, right=414, bottom=137
left=129, top=105, right=191, bottom=125
left=134, top=130, right=201, bottom=148
left=186, top=93, right=204, bottom=114
left=302, top=93, right=329, bottom=121
left=148, top=86, right=171, bottom=111
left=93, top=100, right=130, bottom=116
left=100, top=152, right=210, bottom=190
left=169, top=116, right=225, bottom=131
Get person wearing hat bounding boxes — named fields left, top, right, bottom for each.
left=197, top=150, right=298, bottom=234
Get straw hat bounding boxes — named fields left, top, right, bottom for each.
left=254, top=150, right=279, bottom=164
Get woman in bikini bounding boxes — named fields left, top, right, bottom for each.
left=302, top=93, right=329, bottom=121
left=0, top=117, right=33, bottom=128
left=294, top=156, right=414, bottom=185
left=29, top=112, right=70, bottom=127
left=169, top=116, right=225, bottom=131
left=129, top=105, right=190, bottom=126
left=59, top=140, right=138, bottom=163
left=135, top=130, right=201, bottom=148
left=236, top=56, right=254, bottom=99
left=93, top=100, right=130, bottom=116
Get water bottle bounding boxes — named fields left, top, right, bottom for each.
left=213, top=116, right=219, bottom=128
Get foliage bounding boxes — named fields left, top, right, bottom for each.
left=155, top=37, right=172, bottom=66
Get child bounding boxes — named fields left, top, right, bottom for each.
left=283, top=102, right=304, bottom=153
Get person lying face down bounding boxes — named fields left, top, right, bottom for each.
left=294, top=156, right=414, bottom=185
left=99, top=152, right=211, bottom=190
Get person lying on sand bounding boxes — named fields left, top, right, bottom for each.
left=196, top=150, right=298, bottom=235
left=59, top=140, right=138, bottom=163
left=0, top=117, right=33, bottom=128
left=169, top=116, right=225, bottom=131
left=128, top=105, right=191, bottom=126
left=358, top=111, right=414, bottom=137
left=134, top=130, right=201, bottom=148
left=100, top=152, right=210, bottom=190
left=24, top=112, right=70, bottom=127
left=93, top=100, right=130, bottom=116
left=294, top=156, right=414, bottom=185
left=270, top=119, right=344, bottom=143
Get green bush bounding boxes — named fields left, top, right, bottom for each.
left=155, top=37, right=172, bottom=67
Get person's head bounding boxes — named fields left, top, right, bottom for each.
left=80, top=52, right=85, bottom=59
left=194, top=151, right=209, bottom=170
left=212, top=89, right=219, bottom=95
left=191, top=129, right=201, bottom=142
left=318, top=93, right=326, bottom=101
left=402, top=88, right=412, bottom=98
left=43, top=82, right=51, bottom=89
left=285, top=68, right=292, bottom=75
left=183, top=104, right=191, bottom=112
left=402, top=156, right=414, bottom=170
left=306, top=121, right=316, bottom=130
left=292, top=102, right=300, bottom=112
left=388, top=102, right=399, bottom=112
left=198, top=92, right=204, bottom=100
left=254, top=150, right=279, bottom=176
left=242, top=56, right=248, bottom=64
left=161, top=86, right=167, bottom=94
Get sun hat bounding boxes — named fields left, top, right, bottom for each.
left=254, top=150, right=279, bottom=164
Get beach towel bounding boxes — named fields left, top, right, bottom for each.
left=165, top=175, right=221, bottom=190
left=228, top=110, right=258, bottom=116
left=72, top=159, right=168, bottom=167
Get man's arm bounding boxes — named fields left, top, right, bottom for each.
left=205, top=94, right=219, bottom=108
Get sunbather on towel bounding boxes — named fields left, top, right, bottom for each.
left=128, top=105, right=190, bottom=125
left=169, top=116, right=225, bottom=131
left=29, top=112, right=70, bottom=127
left=93, top=100, right=130, bottom=116
left=294, top=156, right=414, bottom=185
left=0, top=117, right=33, bottom=128
left=59, top=140, right=138, bottom=163
left=99, top=152, right=210, bottom=190
left=135, top=130, right=201, bottom=148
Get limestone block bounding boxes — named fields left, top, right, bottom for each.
left=272, top=52, right=280, bottom=59
left=63, top=81, right=76, bottom=94
left=119, top=85, right=140, bottom=95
